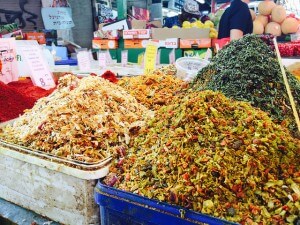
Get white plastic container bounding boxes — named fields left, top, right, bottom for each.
left=175, top=57, right=209, bottom=82
left=0, top=120, right=111, bottom=225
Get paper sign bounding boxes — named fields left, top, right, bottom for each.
left=41, top=7, right=74, bottom=30
left=0, top=38, right=18, bottom=84
left=16, top=40, right=39, bottom=78
left=98, top=52, right=107, bottom=67
left=77, top=51, right=91, bottom=71
left=105, top=50, right=113, bottom=65
left=137, top=53, right=144, bottom=67
left=156, top=49, right=161, bottom=65
left=204, top=48, right=212, bottom=61
left=144, top=41, right=158, bottom=75
left=121, top=50, right=128, bottom=67
left=19, top=45, right=55, bottom=90
left=169, top=49, right=175, bottom=64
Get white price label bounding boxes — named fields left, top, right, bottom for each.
left=121, top=50, right=128, bottom=67
left=98, top=52, right=106, bottom=67
left=19, top=45, right=55, bottom=90
left=77, top=51, right=91, bottom=71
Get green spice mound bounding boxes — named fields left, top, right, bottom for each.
left=108, top=91, right=300, bottom=224
left=192, top=34, right=300, bottom=137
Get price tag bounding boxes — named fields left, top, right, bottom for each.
left=144, top=41, right=159, bottom=75
left=169, top=49, right=176, bottom=64
left=0, top=38, right=18, bottom=84
left=105, top=50, right=113, bottom=65
left=204, top=48, right=212, bottom=61
left=19, top=45, right=55, bottom=90
left=98, top=52, right=107, bottom=67
left=121, top=50, right=128, bottom=67
left=137, top=53, right=144, bottom=67
left=156, top=49, right=161, bottom=66
left=77, top=51, right=91, bottom=71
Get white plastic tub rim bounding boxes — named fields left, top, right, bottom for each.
left=175, top=57, right=210, bottom=82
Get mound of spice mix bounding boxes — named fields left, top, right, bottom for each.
left=0, top=74, right=153, bottom=163
left=118, top=65, right=187, bottom=110
left=106, top=91, right=300, bottom=225
left=192, top=34, right=300, bottom=138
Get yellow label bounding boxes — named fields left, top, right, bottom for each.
left=144, top=41, right=159, bottom=75
left=137, top=53, right=144, bottom=66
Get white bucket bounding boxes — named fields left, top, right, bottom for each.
left=175, top=57, right=209, bottom=82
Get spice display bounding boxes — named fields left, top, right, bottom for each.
left=0, top=74, right=153, bottom=163
left=118, top=66, right=188, bottom=110
left=192, top=34, right=300, bottom=137
left=0, top=81, right=36, bottom=122
left=8, top=78, right=55, bottom=101
left=106, top=90, right=300, bottom=224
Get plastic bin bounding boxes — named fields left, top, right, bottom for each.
left=94, top=182, right=240, bottom=225
left=55, top=58, right=78, bottom=66
left=175, top=57, right=209, bottom=82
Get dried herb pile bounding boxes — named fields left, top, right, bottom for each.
left=106, top=91, right=300, bottom=224
left=0, top=74, right=153, bottom=163
left=192, top=34, right=300, bottom=137
left=118, top=65, right=188, bottom=110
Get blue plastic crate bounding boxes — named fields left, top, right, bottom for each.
left=54, top=58, right=78, bottom=66
left=95, top=182, right=240, bottom=225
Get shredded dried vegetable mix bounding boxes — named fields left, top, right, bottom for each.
left=106, top=90, right=300, bottom=224
left=0, top=74, right=153, bottom=163
left=192, top=34, right=300, bottom=138
left=118, top=65, right=188, bottom=110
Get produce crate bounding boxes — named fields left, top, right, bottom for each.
left=95, top=182, right=240, bottom=225
left=0, top=121, right=111, bottom=225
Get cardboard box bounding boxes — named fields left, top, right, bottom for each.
left=93, top=39, right=118, bottom=49
left=131, top=20, right=147, bottom=29
left=25, top=32, right=46, bottom=44
left=184, top=49, right=210, bottom=59
left=131, top=20, right=162, bottom=29
left=151, top=28, right=210, bottom=40
left=94, top=23, right=119, bottom=39
left=179, top=38, right=212, bottom=49
left=124, top=39, right=149, bottom=49
left=123, top=29, right=151, bottom=39
left=150, top=38, right=179, bottom=48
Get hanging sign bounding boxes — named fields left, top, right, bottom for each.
left=144, top=41, right=159, bottom=75
left=0, top=38, right=18, bottom=84
left=19, top=45, right=55, bottom=90
left=41, top=7, right=75, bottom=30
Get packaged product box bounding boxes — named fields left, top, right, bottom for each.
left=92, top=39, right=118, bottom=49
left=156, top=38, right=179, bottom=48
left=184, top=49, right=209, bottom=59
left=179, top=38, right=212, bottom=49
left=94, top=23, right=119, bottom=39
left=151, top=28, right=210, bottom=40
left=124, top=39, right=149, bottom=49
left=123, top=29, right=151, bottom=39
left=25, top=32, right=46, bottom=44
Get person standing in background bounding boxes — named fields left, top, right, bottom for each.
left=218, top=0, right=253, bottom=40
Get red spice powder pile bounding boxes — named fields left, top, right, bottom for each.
left=0, top=79, right=56, bottom=123
left=0, top=81, right=36, bottom=122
